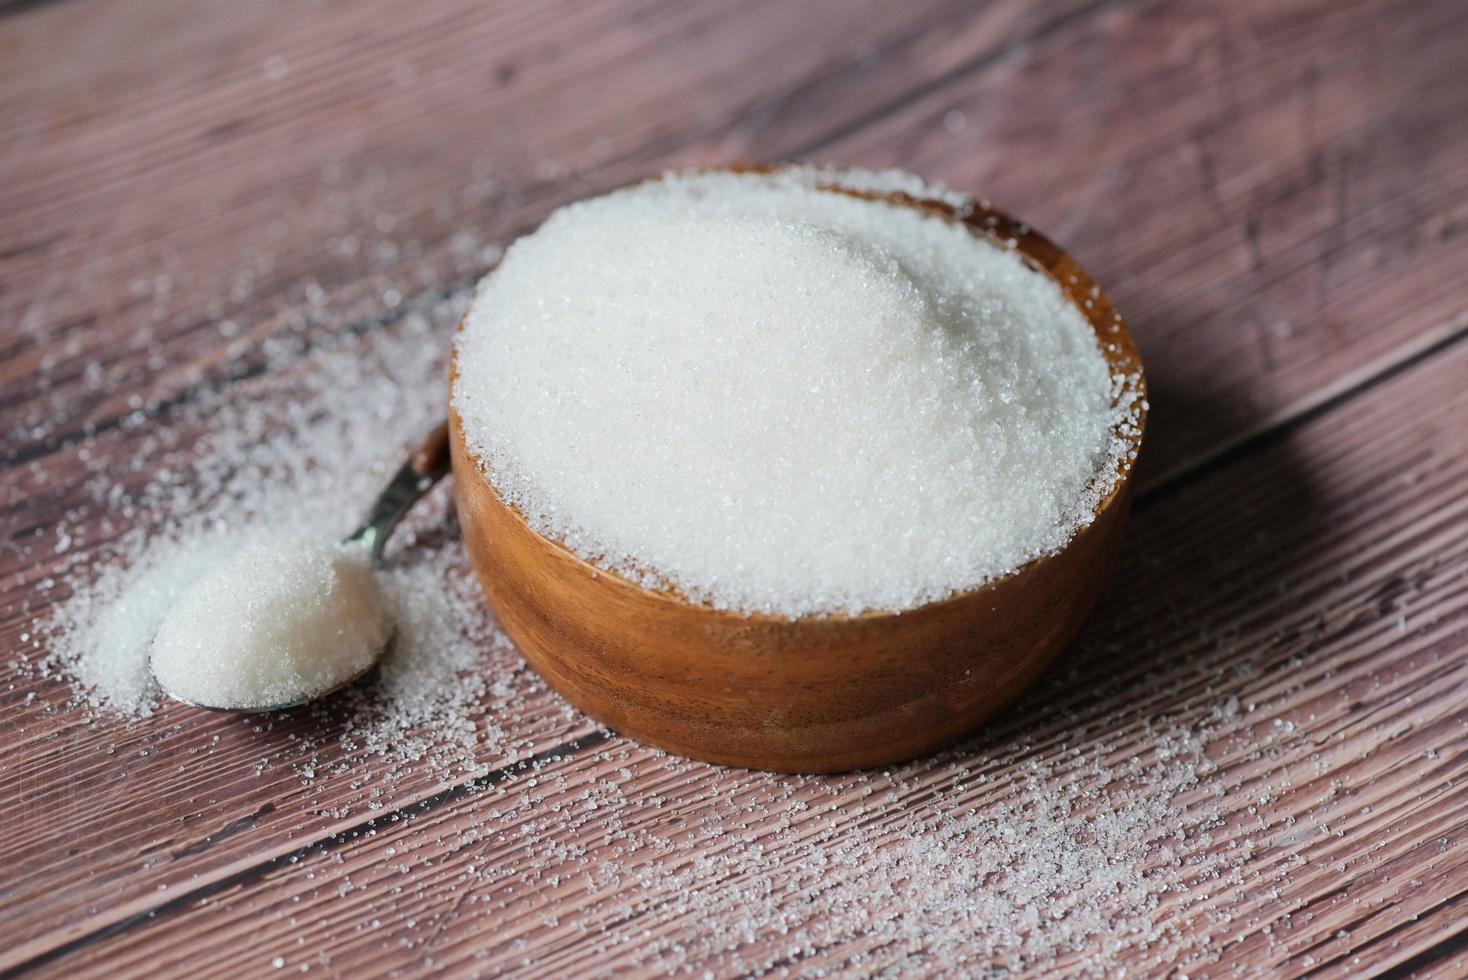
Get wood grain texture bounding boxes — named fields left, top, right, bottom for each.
left=804, top=0, right=1468, bottom=485
left=3, top=0, right=1118, bottom=963
left=2, top=0, right=1466, bottom=974
left=32, top=319, right=1468, bottom=978
left=0, top=0, right=1098, bottom=465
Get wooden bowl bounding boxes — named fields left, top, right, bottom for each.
left=450, top=169, right=1146, bottom=773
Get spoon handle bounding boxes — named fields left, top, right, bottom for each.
left=348, top=421, right=451, bottom=565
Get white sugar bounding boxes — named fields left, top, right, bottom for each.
left=61, top=538, right=230, bottom=716
left=150, top=539, right=392, bottom=709
left=454, top=167, right=1131, bottom=616
left=34, top=294, right=520, bottom=778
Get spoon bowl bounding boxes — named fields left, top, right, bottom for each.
left=156, top=658, right=381, bottom=714
left=151, top=424, right=450, bottom=713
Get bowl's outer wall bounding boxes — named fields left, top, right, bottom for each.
left=449, top=176, right=1146, bottom=773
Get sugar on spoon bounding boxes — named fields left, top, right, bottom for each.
left=150, top=422, right=451, bottom=713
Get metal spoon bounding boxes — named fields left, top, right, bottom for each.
left=152, top=421, right=452, bottom=712
left=344, top=420, right=452, bottom=565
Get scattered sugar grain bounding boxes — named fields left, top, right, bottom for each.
left=36, top=293, right=520, bottom=779
left=51, top=538, right=227, bottom=715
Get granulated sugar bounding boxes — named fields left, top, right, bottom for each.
left=57, top=537, right=229, bottom=717
left=245, top=669, right=1264, bottom=977
left=30, top=296, right=521, bottom=778
left=561, top=709, right=1237, bottom=975
left=453, top=167, right=1135, bottom=616
left=150, top=539, right=391, bottom=709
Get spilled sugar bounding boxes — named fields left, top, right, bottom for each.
left=240, top=686, right=1262, bottom=977
left=8, top=167, right=1269, bottom=976
left=28, top=296, right=522, bottom=778
left=455, top=167, right=1142, bottom=616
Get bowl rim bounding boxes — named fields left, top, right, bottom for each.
left=450, top=163, right=1147, bottom=625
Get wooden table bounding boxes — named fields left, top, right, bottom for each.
left=3, top=0, right=1466, bottom=975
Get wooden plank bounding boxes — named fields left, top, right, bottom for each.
left=32, top=302, right=1468, bottom=978
left=4, top=0, right=1467, bottom=972
left=0, top=0, right=1096, bottom=460
left=4, top=0, right=1465, bottom=480
left=800, top=0, right=1468, bottom=484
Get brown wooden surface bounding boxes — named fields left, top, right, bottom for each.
left=2, top=0, right=1466, bottom=975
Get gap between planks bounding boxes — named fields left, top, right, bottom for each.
left=1137, top=311, right=1468, bottom=505
left=3, top=732, right=612, bottom=976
